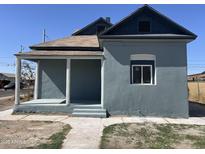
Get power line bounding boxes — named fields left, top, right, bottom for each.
left=0, top=57, right=12, bottom=58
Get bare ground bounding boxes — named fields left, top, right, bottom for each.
left=101, top=123, right=205, bottom=149
left=0, top=97, right=14, bottom=111
left=0, top=120, right=71, bottom=149
left=0, top=89, right=33, bottom=111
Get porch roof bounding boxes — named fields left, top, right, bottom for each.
left=30, top=35, right=100, bottom=49
left=15, top=50, right=103, bottom=57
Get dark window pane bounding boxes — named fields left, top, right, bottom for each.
left=138, top=21, right=150, bottom=32
left=133, top=66, right=141, bottom=84
left=143, top=66, right=151, bottom=83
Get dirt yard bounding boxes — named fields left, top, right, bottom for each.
left=101, top=123, right=205, bottom=149
left=0, top=89, right=34, bottom=111
left=0, top=120, right=71, bottom=149
left=188, top=82, right=205, bottom=104
left=0, top=97, right=14, bottom=111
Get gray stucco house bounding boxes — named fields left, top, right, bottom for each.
left=14, top=5, right=197, bottom=118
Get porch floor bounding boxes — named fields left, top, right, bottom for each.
left=22, top=99, right=66, bottom=105
left=15, top=99, right=105, bottom=117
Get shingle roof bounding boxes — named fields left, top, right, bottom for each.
left=15, top=50, right=103, bottom=57
left=30, top=35, right=100, bottom=49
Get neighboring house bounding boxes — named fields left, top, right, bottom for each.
left=14, top=5, right=197, bottom=118
left=0, top=73, right=15, bottom=88
left=0, top=73, right=15, bottom=81
left=188, top=71, right=205, bottom=81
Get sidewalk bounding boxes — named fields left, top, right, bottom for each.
left=0, top=109, right=205, bottom=149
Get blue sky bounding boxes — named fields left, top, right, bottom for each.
left=0, top=4, right=204, bottom=75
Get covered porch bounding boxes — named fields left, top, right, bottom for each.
left=14, top=51, right=105, bottom=116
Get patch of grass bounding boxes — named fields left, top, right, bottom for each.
left=100, top=123, right=205, bottom=149
left=103, top=124, right=116, bottom=135
left=100, top=124, right=116, bottom=149
left=150, top=124, right=178, bottom=149
left=185, top=135, right=205, bottom=148
left=28, top=124, right=71, bottom=149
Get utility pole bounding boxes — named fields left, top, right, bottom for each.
left=43, top=29, right=46, bottom=43
left=20, top=45, right=24, bottom=53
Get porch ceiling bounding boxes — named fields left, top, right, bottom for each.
left=15, top=50, right=103, bottom=57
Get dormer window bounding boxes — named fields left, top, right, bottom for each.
left=138, top=21, right=150, bottom=33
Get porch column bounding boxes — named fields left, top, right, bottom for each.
left=66, top=58, right=71, bottom=105
left=15, top=57, right=21, bottom=105
left=34, top=60, right=39, bottom=99
left=101, top=58, right=105, bottom=108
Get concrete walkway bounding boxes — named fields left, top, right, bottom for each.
left=1, top=109, right=205, bottom=148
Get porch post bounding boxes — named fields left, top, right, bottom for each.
left=34, top=60, right=39, bottom=99
left=66, top=58, right=71, bottom=105
left=101, top=58, right=104, bottom=108
left=15, top=57, right=21, bottom=105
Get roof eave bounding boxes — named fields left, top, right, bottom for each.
left=99, top=35, right=197, bottom=40
left=30, top=46, right=102, bottom=51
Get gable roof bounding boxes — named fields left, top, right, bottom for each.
left=72, top=17, right=112, bottom=36
left=100, top=5, right=197, bottom=39
left=30, top=35, right=100, bottom=50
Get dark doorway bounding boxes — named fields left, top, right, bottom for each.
left=70, top=59, right=101, bottom=104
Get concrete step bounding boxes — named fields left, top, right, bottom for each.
left=72, top=104, right=102, bottom=109
left=72, top=106, right=107, bottom=118
left=72, top=112, right=107, bottom=118
left=73, top=108, right=106, bottom=113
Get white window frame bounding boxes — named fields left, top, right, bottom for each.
left=132, top=64, right=153, bottom=85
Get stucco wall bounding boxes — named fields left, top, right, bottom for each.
left=103, top=40, right=188, bottom=118
left=38, top=59, right=66, bottom=99
left=70, top=59, right=101, bottom=102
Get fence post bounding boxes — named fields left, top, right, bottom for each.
left=197, top=77, right=200, bottom=101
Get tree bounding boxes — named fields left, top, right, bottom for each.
left=21, top=60, right=35, bottom=87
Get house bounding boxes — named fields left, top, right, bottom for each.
left=0, top=73, right=15, bottom=88
left=188, top=71, right=205, bottom=81
left=14, top=5, right=197, bottom=118
left=0, top=73, right=15, bottom=81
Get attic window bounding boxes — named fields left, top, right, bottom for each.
left=138, top=21, right=150, bottom=33
left=96, top=25, right=106, bottom=34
